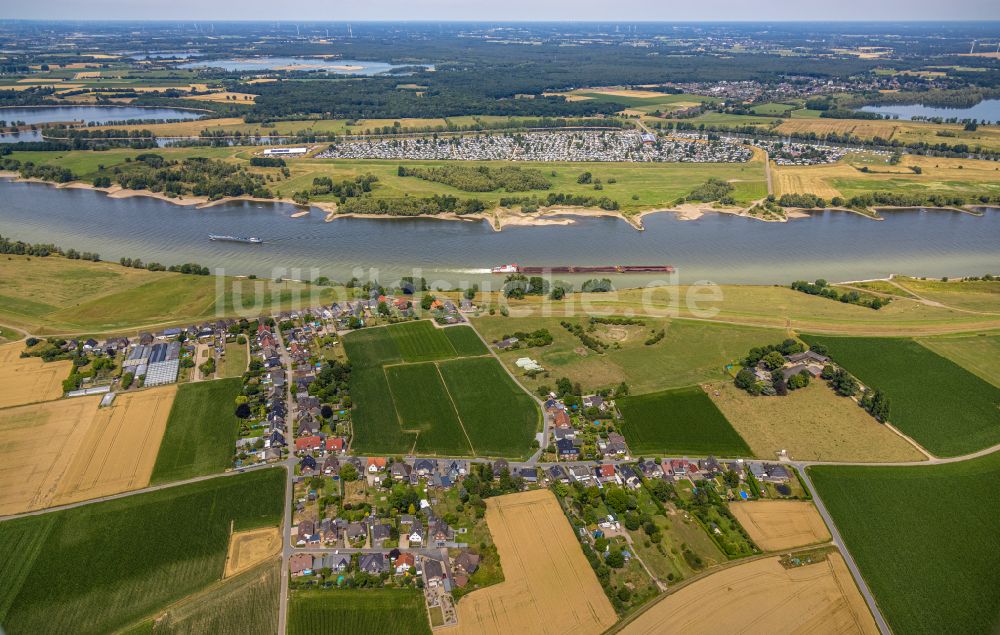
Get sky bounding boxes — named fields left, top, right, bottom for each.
left=3, top=0, right=1000, bottom=21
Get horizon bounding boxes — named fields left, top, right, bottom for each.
left=2, top=1, right=999, bottom=22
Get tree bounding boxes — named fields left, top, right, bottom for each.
left=340, top=463, right=359, bottom=482
left=734, top=367, right=756, bottom=391
left=604, top=549, right=625, bottom=568
left=761, top=351, right=786, bottom=371
left=577, top=171, right=593, bottom=184
left=420, top=294, right=435, bottom=311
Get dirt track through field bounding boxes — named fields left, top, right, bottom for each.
left=452, top=489, right=617, bottom=635
left=729, top=500, right=831, bottom=551
left=52, top=386, right=175, bottom=506
left=621, top=554, right=877, bottom=634
left=0, top=342, right=73, bottom=408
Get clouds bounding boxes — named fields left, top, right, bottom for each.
left=3, top=0, right=999, bottom=21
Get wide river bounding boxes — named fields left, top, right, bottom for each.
left=1, top=180, right=997, bottom=288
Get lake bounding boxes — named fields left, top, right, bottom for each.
left=0, top=180, right=997, bottom=288
left=0, top=105, right=205, bottom=126
left=859, top=99, right=1000, bottom=122
left=179, top=56, right=432, bottom=75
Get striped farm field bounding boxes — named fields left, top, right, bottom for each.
left=345, top=321, right=538, bottom=457
left=389, top=320, right=459, bottom=362
left=0, top=470, right=284, bottom=635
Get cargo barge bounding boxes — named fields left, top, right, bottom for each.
left=491, top=264, right=673, bottom=274
left=208, top=234, right=263, bottom=244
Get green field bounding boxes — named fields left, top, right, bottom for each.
left=917, top=333, right=1000, bottom=388
left=386, top=362, right=474, bottom=456
left=221, top=341, right=248, bottom=378
left=389, top=320, right=460, bottom=361
left=150, top=378, right=243, bottom=483
left=801, top=335, right=1000, bottom=456
left=617, top=386, right=751, bottom=456
left=0, top=469, right=283, bottom=635
left=288, top=589, right=430, bottom=635
left=438, top=357, right=541, bottom=456
left=809, top=453, right=1000, bottom=635
left=344, top=322, right=538, bottom=457
left=149, top=560, right=280, bottom=635
left=442, top=325, right=489, bottom=356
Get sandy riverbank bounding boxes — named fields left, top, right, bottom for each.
left=3, top=175, right=991, bottom=230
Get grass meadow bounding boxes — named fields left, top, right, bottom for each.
left=473, top=316, right=774, bottom=396
left=809, top=452, right=1000, bottom=635
left=0, top=469, right=283, bottom=635
left=288, top=589, right=430, bottom=635
left=344, top=322, right=538, bottom=457
left=150, top=378, right=243, bottom=483
left=802, top=335, right=1000, bottom=456
left=618, top=386, right=751, bottom=456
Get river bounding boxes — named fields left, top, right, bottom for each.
left=179, top=57, right=432, bottom=75
left=859, top=99, right=1000, bottom=123
left=0, top=180, right=997, bottom=288
left=0, top=105, right=206, bottom=144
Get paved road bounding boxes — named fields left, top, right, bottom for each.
left=793, top=463, right=890, bottom=634
left=275, top=326, right=295, bottom=635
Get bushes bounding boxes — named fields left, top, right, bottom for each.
left=685, top=178, right=734, bottom=204
left=249, top=156, right=286, bottom=167
left=398, top=165, right=550, bottom=192
left=337, top=195, right=485, bottom=216
left=791, top=279, right=889, bottom=310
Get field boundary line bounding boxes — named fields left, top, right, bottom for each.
left=435, top=362, right=478, bottom=456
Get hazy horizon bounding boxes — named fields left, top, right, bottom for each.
left=2, top=0, right=999, bottom=22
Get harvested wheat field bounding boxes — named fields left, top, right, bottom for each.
left=0, top=341, right=73, bottom=408
left=0, top=397, right=101, bottom=515
left=51, top=386, right=176, bottom=506
left=621, top=553, right=877, bottom=634
left=773, top=165, right=847, bottom=199
left=705, top=382, right=925, bottom=463
left=729, top=501, right=831, bottom=551
left=452, top=489, right=617, bottom=635
left=224, top=527, right=282, bottom=578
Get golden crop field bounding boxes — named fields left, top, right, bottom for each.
left=51, top=386, right=176, bottom=506
left=621, top=554, right=877, bottom=634
left=774, top=154, right=1000, bottom=200
left=0, top=396, right=101, bottom=515
left=0, top=386, right=175, bottom=515
left=0, top=341, right=73, bottom=408
left=728, top=501, right=832, bottom=551
left=452, top=489, right=617, bottom=635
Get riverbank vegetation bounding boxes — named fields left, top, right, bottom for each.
left=397, top=164, right=551, bottom=192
